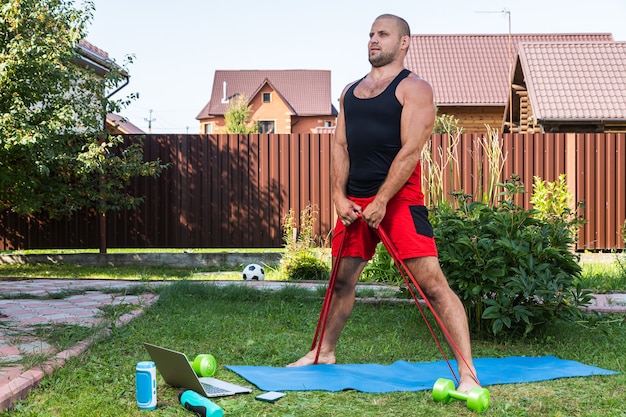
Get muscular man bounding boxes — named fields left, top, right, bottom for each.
left=288, top=14, right=480, bottom=392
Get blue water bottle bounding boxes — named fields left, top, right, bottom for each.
left=136, top=361, right=157, bottom=410
left=179, top=389, right=224, bottom=417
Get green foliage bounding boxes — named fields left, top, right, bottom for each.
left=224, top=95, right=258, bottom=134
left=364, top=175, right=591, bottom=338
left=0, top=0, right=165, bottom=218
left=361, top=243, right=402, bottom=285
left=580, top=260, right=626, bottom=292
left=280, top=205, right=330, bottom=280
left=280, top=252, right=330, bottom=281
left=433, top=184, right=592, bottom=338
left=79, top=135, right=168, bottom=214
left=531, top=174, right=586, bottom=244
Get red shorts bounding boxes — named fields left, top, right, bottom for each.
left=331, top=191, right=438, bottom=261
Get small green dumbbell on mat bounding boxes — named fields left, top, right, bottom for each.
left=432, top=378, right=490, bottom=412
left=190, top=354, right=217, bottom=377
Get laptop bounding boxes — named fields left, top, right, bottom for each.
left=143, top=342, right=252, bottom=398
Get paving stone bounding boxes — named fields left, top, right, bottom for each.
left=15, top=341, right=53, bottom=355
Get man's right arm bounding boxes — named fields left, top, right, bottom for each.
left=332, top=86, right=362, bottom=226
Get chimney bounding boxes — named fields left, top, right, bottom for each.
left=221, top=81, right=229, bottom=104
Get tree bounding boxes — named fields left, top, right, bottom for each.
left=0, top=0, right=166, bottom=226
left=224, top=95, right=258, bottom=134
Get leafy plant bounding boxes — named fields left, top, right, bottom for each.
left=531, top=174, right=586, bottom=245
left=421, top=132, right=461, bottom=208
left=279, top=204, right=330, bottom=280
left=433, top=182, right=592, bottom=338
left=361, top=243, right=401, bottom=284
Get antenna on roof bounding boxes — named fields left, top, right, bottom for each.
left=476, top=8, right=513, bottom=132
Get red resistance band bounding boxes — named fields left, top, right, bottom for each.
left=310, top=219, right=481, bottom=387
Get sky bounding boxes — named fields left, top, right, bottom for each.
left=86, top=0, right=626, bottom=134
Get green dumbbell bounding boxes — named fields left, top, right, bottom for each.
left=190, top=354, right=217, bottom=377
left=432, top=378, right=490, bottom=413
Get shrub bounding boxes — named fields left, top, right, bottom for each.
left=281, top=252, right=330, bottom=281
left=362, top=243, right=402, bottom=285
left=364, top=176, right=592, bottom=338
left=531, top=174, right=585, bottom=245
left=432, top=181, right=592, bottom=338
left=280, top=205, right=330, bottom=281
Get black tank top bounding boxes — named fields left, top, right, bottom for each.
left=344, top=69, right=411, bottom=197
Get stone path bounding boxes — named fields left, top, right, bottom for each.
left=0, top=279, right=164, bottom=411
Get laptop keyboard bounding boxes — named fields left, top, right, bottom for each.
left=201, top=382, right=230, bottom=395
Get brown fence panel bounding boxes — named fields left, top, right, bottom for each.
left=0, top=133, right=624, bottom=250
left=575, top=133, right=626, bottom=250
left=100, top=133, right=334, bottom=249
left=430, top=133, right=568, bottom=209
left=427, top=132, right=625, bottom=250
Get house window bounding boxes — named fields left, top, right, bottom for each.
left=324, top=121, right=332, bottom=127
left=262, top=93, right=271, bottom=103
left=204, top=123, right=212, bottom=134
left=258, top=121, right=275, bottom=134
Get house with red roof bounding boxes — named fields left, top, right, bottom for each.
left=506, top=41, right=626, bottom=133
left=76, top=40, right=142, bottom=134
left=404, top=33, right=617, bottom=133
left=196, top=70, right=338, bottom=135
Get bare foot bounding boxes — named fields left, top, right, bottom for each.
left=287, top=350, right=336, bottom=367
left=456, top=378, right=482, bottom=393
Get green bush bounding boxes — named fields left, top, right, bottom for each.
left=531, top=174, right=585, bottom=245
left=433, top=199, right=591, bottom=338
left=362, top=243, right=402, bottom=285
left=280, top=205, right=330, bottom=281
left=364, top=176, right=592, bottom=338
left=281, top=252, right=330, bottom=281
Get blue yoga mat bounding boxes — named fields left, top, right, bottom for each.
left=226, top=356, right=618, bottom=393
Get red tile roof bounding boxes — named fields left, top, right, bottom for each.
left=79, top=39, right=110, bottom=61
left=518, top=42, right=626, bottom=122
left=404, top=34, right=614, bottom=106
left=75, top=39, right=125, bottom=77
left=196, top=70, right=337, bottom=119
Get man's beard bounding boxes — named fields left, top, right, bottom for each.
left=368, top=47, right=398, bottom=68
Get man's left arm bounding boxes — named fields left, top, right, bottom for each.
left=361, top=76, right=436, bottom=228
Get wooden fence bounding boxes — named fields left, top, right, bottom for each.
left=0, top=133, right=624, bottom=251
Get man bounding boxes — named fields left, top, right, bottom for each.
left=288, top=14, right=480, bottom=392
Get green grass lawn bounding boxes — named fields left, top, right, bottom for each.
left=1, top=282, right=625, bottom=417
left=579, top=256, right=626, bottom=293
left=1, top=251, right=624, bottom=292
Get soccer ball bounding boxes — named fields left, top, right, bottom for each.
left=242, top=264, right=265, bottom=280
